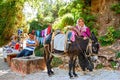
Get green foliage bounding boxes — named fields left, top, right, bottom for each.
left=58, top=0, right=96, bottom=32
left=29, top=20, right=42, bottom=32
left=34, top=47, right=44, bottom=57
left=82, top=14, right=96, bottom=30
left=58, top=6, right=67, bottom=17
left=105, top=26, right=115, bottom=42
left=91, top=28, right=98, bottom=36
left=29, top=20, right=49, bottom=33
left=110, top=61, right=117, bottom=69
left=61, top=13, right=74, bottom=27
left=116, top=52, right=120, bottom=59
left=111, top=3, right=120, bottom=14
left=96, top=63, right=103, bottom=69
left=0, top=36, right=9, bottom=47
left=52, top=13, right=74, bottom=30
left=37, top=0, right=66, bottom=25
left=43, top=16, right=54, bottom=23
left=99, top=26, right=115, bottom=46
left=58, top=0, right=84, bottom=21
left=52, top=18, right=63, bottom=30
left=113, top=29, right=120, bottom=39
left=0, top=0, right=25, bottom=46
left=52, top=57, right=63, bottom=67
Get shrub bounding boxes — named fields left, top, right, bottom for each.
left=52, top=13, right=74, bottom=30
left=113, top=30, right=120, bottom=39
left=52, top=57, right=63, bottom=67
left=61, top=13, right=74, bottom=27
left=116, top=52, right=120, bottom=59
left=34, top=46, right=44, bottom=57
left=110, top=61, right=117, bottom=69
left=111, top=3, right=120, bottom=14
left=99, top=26, right=115, bottom=46
left=96, top=63, right=103, bottom=69
left=81, top=13, right=96, bottom=30
left=91, top=28, right=98, bottom=36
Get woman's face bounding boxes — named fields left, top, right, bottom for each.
left=78, top=19, right=84, bottom=27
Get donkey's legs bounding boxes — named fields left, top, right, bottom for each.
left=46, top=55, right=54, bottom=76
left=44, top=50, right=47, bottom=63
left=49, top=55, right=54, bottom=74
left=73, top=57, right=78, bottom=77
left=44, top=48, right=54, bottom=76
left=69, top=56, right=74, bottom=78
left=78, top=53, right=87, bottom=75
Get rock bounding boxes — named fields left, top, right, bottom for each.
left=11, top=56, right=46, bottom=75
left=7, top=54, right=17, bottom=66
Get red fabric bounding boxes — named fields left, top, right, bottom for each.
left=47, top=25, right=51, bottom=35
left=15, top=43, right=20, bottom=50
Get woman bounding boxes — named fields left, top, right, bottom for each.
left=8, top=36, right=18, bottom=49
left=65, top=18, right=91, bottom=52
left=67, top=18, right=91, bottom=42
left=75, top=18, right=91, bottom=39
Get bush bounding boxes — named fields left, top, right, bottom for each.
left=0, top=36, right=9, bottom=47
left=52, top=18, right=63, bottom=30
left=52, top=57, right=63, bottom=67
left=111, top=3, right=120, bottom=14
left=116, top=52, right=120, bottom=59
left=81, top=13, right=96, bottom=30
left=34, top=47, right=44, bottom=57
left=99, top=26, right=115, bottom=46
left=91, top=28, right=98, bottom=36
left=113, top=30, right=120, bottom=39
left=52, top=13, right=74, bottom=30
left=96, top=63, right=103, bottom=69
left=110, top=61, right=117, bottom=69
left=61, top=13, right=74, bottom=27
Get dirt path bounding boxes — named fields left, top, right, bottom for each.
left=0, top=47, right=120, bottom=80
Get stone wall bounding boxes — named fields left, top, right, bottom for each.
left=11, top=57, right=46, bottom=75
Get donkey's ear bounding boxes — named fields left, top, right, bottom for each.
left=91, top=32, right=94, bottom=38
left=91, top=32, right=98, bottom=41
left=91, top=32, right=95, bottom=36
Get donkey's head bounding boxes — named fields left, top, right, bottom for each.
left=91, top=32, right=99, bottom=54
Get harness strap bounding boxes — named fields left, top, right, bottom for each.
left=86, top=39, right=92, bottom=57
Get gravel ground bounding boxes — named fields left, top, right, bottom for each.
left=0, top=48, right=120, bottom=80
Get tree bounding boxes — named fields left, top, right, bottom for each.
left=0, top=0, right=25, bottom=46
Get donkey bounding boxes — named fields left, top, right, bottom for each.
left=43, top=32, right=99, bottom=78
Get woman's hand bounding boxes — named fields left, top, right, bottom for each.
left=83, top=37, right=87, bottom=40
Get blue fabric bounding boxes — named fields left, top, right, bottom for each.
left=35, top=30, right=41, bottom=37
left=68, top=32, right=72, bottom=41
left=16, top=49, right=33, bottom=57
left=36, top=37, right=44, bottom=45
left=39, top=37, right=44, bottom=45
left=25, top=39, right=35, bottom=51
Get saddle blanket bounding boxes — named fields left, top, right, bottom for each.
left=54, top=34, right=66, bottom=51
